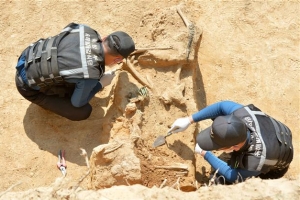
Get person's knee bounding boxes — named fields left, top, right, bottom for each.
left=71, top=98, right=87, bottom=108
left=69, top=105, right=92, bottom=121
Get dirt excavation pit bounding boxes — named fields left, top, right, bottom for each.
left=88, top=6, right=204, bottom=191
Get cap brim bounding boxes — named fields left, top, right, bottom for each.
left=196, top=126, right=223, bottom=151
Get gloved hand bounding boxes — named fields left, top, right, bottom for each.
left=168, top=117, right=191, bottom=133
left=194, top=143, right=203, bottom=154
left=99, top=71, right=116, bottom=87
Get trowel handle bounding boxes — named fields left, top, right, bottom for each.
left=166, top=131, right=173, bottom=137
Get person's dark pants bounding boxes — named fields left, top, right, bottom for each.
left=15, top=73, right=92, bottom=121
left=259, top=165, right=289, bottom=180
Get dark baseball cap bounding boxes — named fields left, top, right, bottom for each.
left=196, top=115, right=247, bottom=151
left=108, top=31, right=135, bottom=58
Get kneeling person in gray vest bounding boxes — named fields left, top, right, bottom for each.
left=15, top=23, right=135, bottom=121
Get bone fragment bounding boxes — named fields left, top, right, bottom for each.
left=195, top=180, right=199, bottom=190
left=0, top=182, right=22, bottom=197
left=177, top=6, right=195, bottom=60
left=104, top=143, right=123, bottom=155
left=175, top=171, right=188, bottom=176
left=72, top=148, right=91, bottom=192
left=175, top=65, right=182, bottom=85
left=124, top=56, right=152, bottom=89
left=171, top=177, right=181, bottom=190
left=154, top=163, right=188, bottom=171
left=131, top=47, right=173, bottom=55
left=159, top=179, right=168, bottom=188
left=80, top=148, right=90, bottom=169
left=176, top=7, right=190, bottom=27
left=208, top=168, right=219, bottom=186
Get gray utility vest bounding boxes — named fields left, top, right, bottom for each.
left=23, top=23, right=105, bottom=89
left=230, top=104, right=293, bottom=174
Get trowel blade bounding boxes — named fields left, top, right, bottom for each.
left=152, top=135, right=166, bottom=148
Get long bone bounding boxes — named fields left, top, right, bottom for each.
left=120, top=56, right=153, bottom=89
left=176, top=6, right=195, bottom=61
left=131, top=46, right=173, bottom=55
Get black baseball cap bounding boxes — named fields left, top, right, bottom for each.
left=196, top=115, right=247, bottom=151
left=108, top=31, right=135, bottom=58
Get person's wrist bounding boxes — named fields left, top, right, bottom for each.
left=188, top=116, right=194, bottom=124
left=200, top=150, right=206, bottom=157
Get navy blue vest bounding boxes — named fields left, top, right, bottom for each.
left=230, top=104, right=293, bottom=173
left=24, top=23, right=105, bottom=88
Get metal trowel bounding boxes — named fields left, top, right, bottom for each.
left=152, top=131, right=173, bottom=148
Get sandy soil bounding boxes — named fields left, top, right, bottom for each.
left=0, top=0, right=299, bottom=199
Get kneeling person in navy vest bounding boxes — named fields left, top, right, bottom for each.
left=168, top=101, right=293, bottom=183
